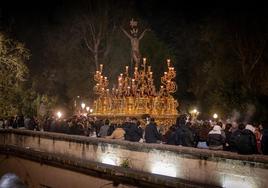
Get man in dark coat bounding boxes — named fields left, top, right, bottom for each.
left=145, top=118, right=161, bottom=143
left=228, top=123, right=245, bottom=152
left=175, top=114, right=195, bottom=147
left=124, top=118, right=143, bottom=142
left=166, top=125, right=177, bottom=145
left=236, top=124, right=258, bottom=155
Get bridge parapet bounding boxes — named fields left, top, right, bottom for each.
left=1, top=129, right=268, bottom=188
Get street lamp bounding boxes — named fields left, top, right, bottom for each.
left=56, top=111, right=62, bottom=119
left=190, top=108, right=199, bottom=121
left=213, top=113, right=218, bottom=119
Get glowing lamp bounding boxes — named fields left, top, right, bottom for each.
left=56, top=111, right=62, bottom=119
left=81, top=103, right=86, bottom=109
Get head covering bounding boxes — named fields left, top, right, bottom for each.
left=231, top=122, right=239, bottom=133
left=209, top=125, right=222, bottom=135
left=245, top=124, right=255, bottom=133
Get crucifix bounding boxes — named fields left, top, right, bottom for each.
left=121, top=18, right=149, bottom=68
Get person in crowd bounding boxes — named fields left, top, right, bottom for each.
left=107, top=123, right=116, bottom=136
left=124, top=118, right=143, bottom=142
left=207, top=124, right=225, bottom=150
left=196, top=121, right=211, bottom=149
left=17, top=115, right=24, bottom=128
left=254, top=123, right=262, bottom=154
left=99, top=119, right=110, bottom=138
left=165, top=125, right=177, bottom=145
left=106, top=125, right=126, bottom=140
left=0, top=118, right=4, bottom=129
left=261, top=121, right=268, bottom=155
left=236, top=124, right=258, bottom=154
left=8, top=117, right=14, bottom=128
left=223, top=123, right=232, bottom=151
left=145, top=117, right=161, bottom=143
left=12, top=116, right=18, bottom=129
left=24, top=116, right=31, bottom=129
left=93, top=118, right=103, bottom=137
left=228, top=123, right=245, bottom=152
left=175, top=114, right=195, bottom=147
left=217, top=121, right=226, bottom=141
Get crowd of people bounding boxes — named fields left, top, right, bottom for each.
left=1, top=114, right=268, bottom=155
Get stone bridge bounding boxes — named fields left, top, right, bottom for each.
left=0, top=129, right=268, bottom=188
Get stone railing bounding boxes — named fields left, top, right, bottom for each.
left=1, top=129, right=268, bottom=188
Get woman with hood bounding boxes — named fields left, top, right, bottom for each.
left=207, top=125, right=225, bottom=150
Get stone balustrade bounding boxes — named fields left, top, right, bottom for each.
left=1, top=129, right=268, bottom=188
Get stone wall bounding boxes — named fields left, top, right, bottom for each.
left=0, top=155, right=136, bottom=188
left=1, top=129, right=268, bottom=188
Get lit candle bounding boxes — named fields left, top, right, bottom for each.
left=167, top=59, right=171, bottom=67
left=143, top=58, right=146, bottom=63
left=126, top=66, right=129, bottom=73
left=100, top=64, right=103, bottom=72
left=148, top=66, right=151, bottom=72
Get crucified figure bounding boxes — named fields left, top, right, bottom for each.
left=121, top=27, right=149, bottom=68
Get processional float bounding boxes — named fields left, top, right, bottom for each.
left=91, top=19, right=179, bottom=126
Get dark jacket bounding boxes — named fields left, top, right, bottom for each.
left=236, top=129, right=257, bottom=155
left=107, top=124, right=115, bottom=136
left=175, top=125, right=195, bottom=147
left=93, top=120, right=103, bottom=137
left=261, top=129, right=268, bottom=155
left=197, top=126, right=210, bottom=142
left=167, top=131, right=177, bottom=145
left=145, top=122, right=161, bottom=143
left=228, top=129, right=242, bottom=152
left=207, top=134, right=224, bottom=147
left=124, top=122, right=143, bottom=142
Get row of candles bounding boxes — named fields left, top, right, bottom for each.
left=94, top=58, right=176, bottom=98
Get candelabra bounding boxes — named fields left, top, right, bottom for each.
left=93, top=64, right=109, bottom=96
left=92, top=58, right=178, bottom=117
left=160, top=59, right=177, bottom=95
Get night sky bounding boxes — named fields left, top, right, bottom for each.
left=2, top=1, right=267, bottom=48
left=1, top=0, right=268, bottom=117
